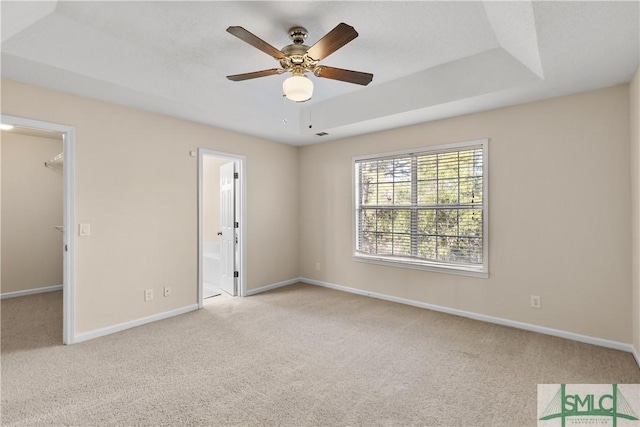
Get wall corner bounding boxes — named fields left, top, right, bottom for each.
left=630, top=65, right=640, bottom=361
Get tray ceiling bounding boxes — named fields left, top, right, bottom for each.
left=1, top=1, right=638, bottom=145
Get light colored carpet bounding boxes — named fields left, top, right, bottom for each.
left=1, top=283, right=639, bottom=426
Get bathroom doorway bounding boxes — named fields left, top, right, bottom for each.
left=0, top=114, right=76, bottom=344
left=198, top=149, right=246, bottom=307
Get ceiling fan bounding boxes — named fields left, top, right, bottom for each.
left=226, top=23, right=374, bottom=102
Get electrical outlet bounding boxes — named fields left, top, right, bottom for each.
left=530, top=295, right=541, bottom=309
left=163, top=286, right=171, bottom=297
left=144, top=289, right=153, bottom=302
left=315, top=262, right=321, bottom=271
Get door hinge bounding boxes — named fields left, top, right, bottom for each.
left=234, top=271, right=239, bottom=278
left=234, top=172, right=239, bottom=179
left=234, top=222, right=239, bottom=228
left=64, top=244, right=68, bottom=252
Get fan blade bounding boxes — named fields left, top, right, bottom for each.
left=306, top=23, right=358, bottom=61
left=227, top=26, right=285, bottom=59
left=314, top=66, right=373, bottom=86
left=227, top=68, right=283, bottom=81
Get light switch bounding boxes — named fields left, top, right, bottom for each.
left=79, top=223, right=91, bottom=236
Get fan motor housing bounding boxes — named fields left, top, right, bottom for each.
left=280, top=44, right=317, bottom=72
left=281, top=44, right=309, bottom=56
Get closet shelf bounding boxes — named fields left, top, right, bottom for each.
left=44, top=152, right=63, bottom=167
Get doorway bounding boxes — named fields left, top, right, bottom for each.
left=198, top=149, right=246, bottom=308
left=0, top=114, right=76, bottom=344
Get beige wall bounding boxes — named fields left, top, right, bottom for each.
left=631, top=66, right=640, bottom=354
left=0, top=132, right=2, bottom=294
left=1, top=77, right=633, bottom=345
left=300, top=85, right=631, bottom=343
left=1, top=132, right=63, bottom=293
left=1, top=79, right=299, bottom=334
left=202, top=156, right=229, bottom=243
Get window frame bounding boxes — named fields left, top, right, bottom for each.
left=352, top=139, right=489, bottom=278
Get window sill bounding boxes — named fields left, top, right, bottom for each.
left=353, top=254, right=489, bottom=279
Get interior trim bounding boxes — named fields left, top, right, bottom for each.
left=74, top=304, right=198, bottom=344
left=245, top=278, right=301, bottom=297
left=0, top=285, right=63, bottom=300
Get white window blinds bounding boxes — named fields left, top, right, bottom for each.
left=354, top=141, right=487, bottom=275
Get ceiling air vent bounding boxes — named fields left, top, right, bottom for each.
left=315, top=132, right=329, bottom=137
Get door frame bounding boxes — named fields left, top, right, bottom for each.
left=197, top=149, right=246, bottom=307
left=1, top=114, right=77, bottom=344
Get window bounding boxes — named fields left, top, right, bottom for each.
left=353, top=139, right=488, bottom=277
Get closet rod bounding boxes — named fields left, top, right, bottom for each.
left=44, top=152, right=63, bottom=167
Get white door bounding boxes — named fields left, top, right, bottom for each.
left=219, top=162, right=236, bottom=296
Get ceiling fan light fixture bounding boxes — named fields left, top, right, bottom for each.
left=283, top=74, right=313, bottom=102
left=227, top=24, right=372, bottom=101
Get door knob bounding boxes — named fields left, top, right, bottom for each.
left=217, top=231, right=222, bottom=236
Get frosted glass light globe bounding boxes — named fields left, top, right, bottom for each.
left=283, top=75, right=313, bottom=102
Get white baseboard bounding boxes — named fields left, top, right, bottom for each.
left=300, top=277, right=638, bottom=360
left=244, top=277, right=301, bottom=297
left=632, top=346, right=640, bottom=369
left=0, top=284, right=63, bottom=300
left=73, top=304, right=198, bottom=344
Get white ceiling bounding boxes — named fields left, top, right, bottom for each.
left=1, top=1, right=638, bottom=146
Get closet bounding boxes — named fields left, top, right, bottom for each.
left=1, top=127, right=63, bottom=297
